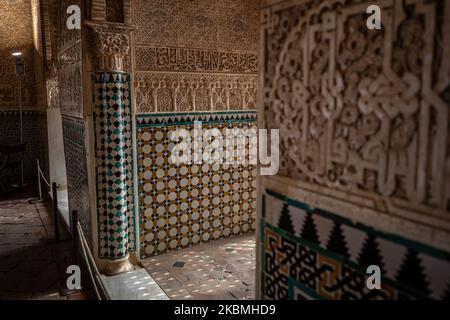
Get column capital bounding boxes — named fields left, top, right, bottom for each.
left=85, top=21, right=134, bottom=72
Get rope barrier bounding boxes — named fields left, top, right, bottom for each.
left=37, top=163, right=51, bottom=188
left=30, top=161, right=108, bottom=299
left=29, top=159, right=61, bottom=241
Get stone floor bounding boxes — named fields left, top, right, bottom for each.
left=0, top=192, right=93, bottom=300
left=0, top=189, right=256, bottom=300
left=142, top=234, right=256, bottom=300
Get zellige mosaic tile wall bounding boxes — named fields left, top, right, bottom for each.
left=137, top=111, right=257, bottom=258
left=261, top=190, right=450, bottom=300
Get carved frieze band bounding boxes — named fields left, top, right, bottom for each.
left=135, top=46, right=258, bottom=74
left=0, top=84, right=32, bottom=108
left=135, top=72, right=257, bottom=113
left=59, top=65, right=82, bottom=114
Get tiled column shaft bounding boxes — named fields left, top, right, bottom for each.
left=94, top=73, right=133, bottom=261
left=88, top=21, right=135, bottom=275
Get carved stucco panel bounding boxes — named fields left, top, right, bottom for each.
left=131, top=0, right=258, bottom=52
left=135, top=72, right=258, bottom=113
left=261, top=0, right=450, bottom=224
left=0, top=0, right=36, bottom=110
left=58, top=0, right=82, bottom=115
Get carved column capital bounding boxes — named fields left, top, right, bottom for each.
left=86, top=21, right=132, bottom=72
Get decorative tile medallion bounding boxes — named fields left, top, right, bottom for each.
left=261, top=190, right=450, bottom=300
left=93, top=73, right=135, bottom=260
left=136, top=111, right=257, bottom=258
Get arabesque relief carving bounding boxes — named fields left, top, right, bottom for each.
left=87, top=22, right=130, bottom=72
left=131, top=0, right=259, bottom=53
left=135, top=46, right=258, bottom=74
left=58, top=0, right=82, bottom=115
left=46, top=63, right=59, bottom=109
left=262, top=0, right=450, bottom=221
left=135, top=72, right=257, bottom=112
left=0, top=0, right=34, bottom=48
left=59, top=65, right=81, bottom=114
left=131, top=0, right=259, bottom=114
left=60, top=0, right=81, bottom=50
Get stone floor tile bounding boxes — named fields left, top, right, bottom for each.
left=0, top=194, right=90, bottom=300
left=143, top=234, right=256, bottom=300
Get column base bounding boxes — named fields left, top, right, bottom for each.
left=104, top=256, right=134, bottom=276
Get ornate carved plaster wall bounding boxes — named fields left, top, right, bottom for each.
left=58, top=0, right=83, bottom=116
left=132, top=0, right=259, bottom=52
left=130, top=0, right=260, bottom=258
left=0, top=0, right=49, bottom=181
left=40, top=0, right=60, bottom=109
left=258, top=0, right=450, bottom=300
left=31, top=0, right=49, bottom=112
left=58, top=0, right=92, bottom=245
left=131, top=0, right=260, bottom=113
left=0, top=0, right=36, bottom=110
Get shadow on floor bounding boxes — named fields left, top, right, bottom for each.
left=0, top=193, right=94, bottom=300
left=142, top=234, right=256, bottom=300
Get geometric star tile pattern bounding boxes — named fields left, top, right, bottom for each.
left=137, top=111, right=257, bottom=258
